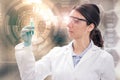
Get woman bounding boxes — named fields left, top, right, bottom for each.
left=15, top=4, right=115, bottom=80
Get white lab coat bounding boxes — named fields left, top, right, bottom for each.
left=15, top=41, right=115, bottom=80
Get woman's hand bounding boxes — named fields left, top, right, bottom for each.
left=21, top=25, right=34, bottom=46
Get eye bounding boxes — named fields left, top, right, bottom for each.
left=73, top=18, right=80, bottom=24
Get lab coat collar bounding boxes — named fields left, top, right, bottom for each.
left=65, top=40, right=95, bottom=53
left=64, top=40, right=100, bottom=69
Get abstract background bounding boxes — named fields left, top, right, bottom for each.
left=0, top=0, right=120, bottom=80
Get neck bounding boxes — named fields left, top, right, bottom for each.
left=73, top=38, right=90, bottom=55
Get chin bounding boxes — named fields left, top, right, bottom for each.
left=68, top=34, right=74, bottom=39
left=68, top=32, right=76, bottom=39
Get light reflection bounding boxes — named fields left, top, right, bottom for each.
left=22, top=0, right=42, bottom=4
left=28, top=0, right=57, bottom=26
left=63, top=15, right=69, bottom=25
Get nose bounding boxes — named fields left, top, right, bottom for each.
left=67, top=20, right=73, bottom=28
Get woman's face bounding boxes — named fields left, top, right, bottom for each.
left=67, top=10, right=92, bottom=40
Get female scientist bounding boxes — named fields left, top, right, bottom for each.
left=15, top=3, right=115, bottom=80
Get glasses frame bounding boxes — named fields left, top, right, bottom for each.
left=70, top=16, right=88, bottom=22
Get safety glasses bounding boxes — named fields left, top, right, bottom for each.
left=68, top=16, right=88, bottom=24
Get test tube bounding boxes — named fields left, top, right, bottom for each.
left=30, top=18, right=34, bottom=35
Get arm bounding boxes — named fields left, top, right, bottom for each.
left=15, top=43, right=51, bottom=80
left=101, top=52, right=116, bottom=80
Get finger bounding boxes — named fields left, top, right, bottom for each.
left=20, top=31, right=33, bottom=37
left=26, top=31, right=34, bottom=35
left=22, top=26, right=34, bottom=34
left=30, top=31, right=34, bottom=35
left=21, top=28, right=30, bottom=33
left=24, top=25, right=34, bottom=29
left=21, top=26, right=34, bottom=36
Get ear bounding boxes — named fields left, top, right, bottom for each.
left=87, top=23, right=94, bottom=32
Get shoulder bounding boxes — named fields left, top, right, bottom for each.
left=96, top=47, right=115, bottom=75
left=100, top=48, right=113, bottom=61
left=94, top=45, right=114, bottom=63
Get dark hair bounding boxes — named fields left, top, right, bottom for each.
left=73, top=4, right=104, bottom=48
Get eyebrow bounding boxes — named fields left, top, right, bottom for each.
left=70, top=16, right=87, bottom=22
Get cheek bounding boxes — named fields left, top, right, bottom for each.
left=74, top=26, right=85, bottom=32
left=75, top=26, right=88, bottom=36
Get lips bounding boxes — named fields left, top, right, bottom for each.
left=67, top=28, right=73, bottom=33
left=69, top=30, right=73, bottom=33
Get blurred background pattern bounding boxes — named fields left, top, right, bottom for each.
left=0, top=0, right=120, bottom=80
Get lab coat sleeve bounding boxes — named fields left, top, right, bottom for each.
left=101, top=51, right=116, bottom=80
left=15, top=43, right=54, bottom=80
